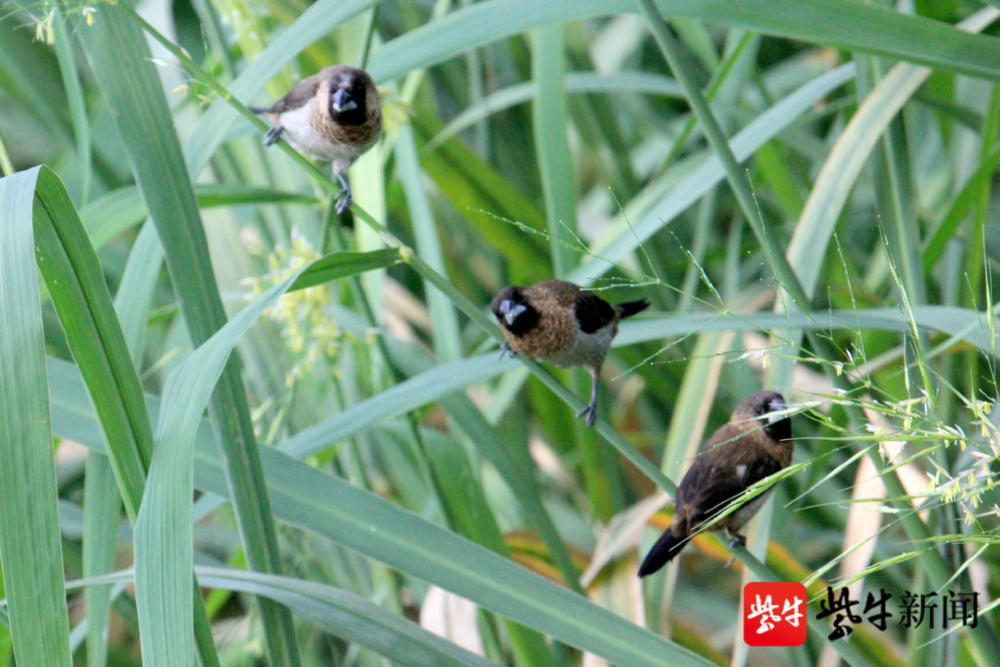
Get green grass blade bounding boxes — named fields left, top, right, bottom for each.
left=619, top=308, right=1000, bottom=356
left=921, top=142, right=1000, bottom=271
left=70, top=567, right=495, bottom=667
left=82, top=453, right=120, bottom=667
left=386, top=341, right=582, bottom=593
left=73, top=6, right=301, bottom=661
left=369, top=0, right=1000, bottom=83
left=112, top=223, right=164, bottom=363
left=27, top=165, right=152, bottom=512
left=51, top=10, right=92, bottom=203
left=133, top=249, right=399, bottom=665
left=3, top=164, right=220, bottom=665
left=289, top=248, right=401, bottom=291
left=637, top=0, right=810, bottom=310
left=0, top=167, right=72, bottom=666
left=394, top=127, right=462, bottom=360
left=568, top=64, right=855, bottom=284
left=532, top=23, right=577, bottom=276
left=208, top=447, right=711, bottom=666
left=785, top=8, right=998, bottom=301
left=422, top=434, right=556, bottom=666
left=81, top=184, right=316, bottom=251
left=197, top=567, right=494, bottom=667
left=428, top=72, right=683, bottom=148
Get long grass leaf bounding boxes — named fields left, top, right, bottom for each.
left=133, top=249, right=398, bottom=665
left=395, top=127, right=462, bottom=360
left=569, top=64, right=855, bottom=284
left=0, top=167, right=72, bottom=666
left=370, top=0, right=1000, bottom=84
left=73, top=6, right=302, bottom=661
left=81, top=184, right=316, bottom=251
left=82, top=454, right=120, bottom=667
left=785, top=8, right=998, bottom=301
left=47, top=354, right=710, bottom=666
left=70, top=567, right=495, bottom=667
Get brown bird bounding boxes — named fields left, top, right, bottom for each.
left=638, top=391, right=793, bottom=577
left=251, top=65, right=382, bottom=214
left=490, top=279, right=649, bottom=427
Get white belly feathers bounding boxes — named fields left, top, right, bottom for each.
left=279, top=103, right=355, bottom=162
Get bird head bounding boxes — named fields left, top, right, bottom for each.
left=328, top=67, right=371, bottom=124
left=734, top=390, right=792, bottom=442
left=490, top=286, right=538, bottom=336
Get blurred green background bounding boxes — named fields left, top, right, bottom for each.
left=0, top=0, right=999, bottom=665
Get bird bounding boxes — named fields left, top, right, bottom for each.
left=250, top=65, right=382, bottom=215
left=638, top=390, right=793, bottom=577
left=490, top=279, right=649, bottom=427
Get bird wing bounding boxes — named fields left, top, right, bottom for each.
left=269, top=71, right=325, bottom=114
left=677, top=430, right=782, bottom=528
left=572, top=291, right=617, bottom=334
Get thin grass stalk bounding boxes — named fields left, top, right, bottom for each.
left=658, top=31, right=757, bottom=175
left=634, top=0, right=811, bottom=311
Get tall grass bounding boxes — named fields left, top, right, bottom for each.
left=0, top=0, right=998, bottom=665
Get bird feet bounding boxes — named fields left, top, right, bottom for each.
left=575, top=402, right=598, bottom=428
left=724, top=532, right=746, bottom=568
left=263, top=125, right=283, bottom=147
left=334, top=187, right=353, bottom=215
left=728, top=532, right=746, bottom=550
left=498, top=342, right=515, bottom=360
left=334, top=172, right=353, bottom=215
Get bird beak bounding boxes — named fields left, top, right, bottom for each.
left=766, top=397, right=787, bottom=424
left=332, top=88, right=358, bottom=113
left=498, top=300, right=527, bottom=326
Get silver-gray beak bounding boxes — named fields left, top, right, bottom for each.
left=502, top=302, right=527, bottom=326
left=332, top=88, right=358, bottom=113
left=767, top=397, right=787, bottom=423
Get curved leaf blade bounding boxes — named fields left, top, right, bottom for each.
left=0, top=167, right=72, bottom=666
left=134, top=249, right=400, bottom=666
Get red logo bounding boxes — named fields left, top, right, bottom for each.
left=743, top=582, right=808, bottom=646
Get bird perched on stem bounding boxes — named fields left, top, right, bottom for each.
left=251, top=65, right=382, bottom=215
left=490, top=279, right=649, bottom=427
left=638, top=390, right=793, bottom=577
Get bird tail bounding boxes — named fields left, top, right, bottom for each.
left=616, top=298, right=650, bottom=319
left=638, top=527, right=686, bottom=577
left=248, top=105, right=271, bottom=115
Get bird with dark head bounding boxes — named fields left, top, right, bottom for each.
left=638, top=391, right=793, bottom=577
left=251, top=65, right=382, bottom=214
left=490, top=279, right=649, bottom=427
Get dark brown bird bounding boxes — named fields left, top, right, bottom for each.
left=638, top=391, right=793, bottom=577
left=490, top=280, right=649, bottom=427
left=251, top=65, right=382, bottom=214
